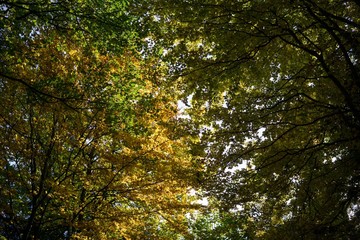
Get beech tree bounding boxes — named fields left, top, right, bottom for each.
left=146, top=0, right=360, bottom=238
left=0, top=1, right=199, bottom=239
left=4, top=0, right=360, bottom=238
left=0, top=29, right=199, bottom=239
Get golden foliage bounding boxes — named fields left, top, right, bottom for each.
left=0, top=31, right=198, bottom=239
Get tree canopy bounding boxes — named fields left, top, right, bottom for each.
left=1, top=0, right=360, bottom=239
left=144, top=0, right=360, bottom=238
left=0, top=1, right=199, bottom=239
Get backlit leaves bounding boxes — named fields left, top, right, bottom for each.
left=146, top=0, right=360, bottom=238
left=0, top=23, right=197, bottom=239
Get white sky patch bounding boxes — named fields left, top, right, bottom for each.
left=177, top=100, right=188, bottom=114
left=225, top=163, right=246, bottom=173
left=257, top=127, right=266, bottom=140
left=197, top=197, right=209, bottom=206
left=229, top=204, right=244, bottom=213
left=152, top=15, right=161, bottom=22
left=177, top=94, right=193, bottom=119
left=188, top=188, right=209, bottom=206
left=308, top=82, right=315, bottom=87
left=222, top=91, right=228, bottom=108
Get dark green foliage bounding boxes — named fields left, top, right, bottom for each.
left=186, top=210, right=248, bottom=240
left=147, top=0, right=360, bottom=238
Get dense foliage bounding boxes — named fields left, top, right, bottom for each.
left=145, top=0, right=360, bottom=239
left=1, top=0, right=360, bottom=239
left=0, top=1, right=198, bottom=239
